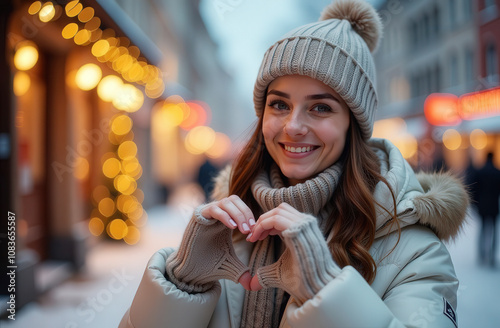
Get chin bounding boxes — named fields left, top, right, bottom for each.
left=281, top=168, right=313, bottom=183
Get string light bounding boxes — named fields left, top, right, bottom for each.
left=21, top=0, right=244, bottom=244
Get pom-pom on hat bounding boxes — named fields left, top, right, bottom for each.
left=253, top=0, right=382, bottom=139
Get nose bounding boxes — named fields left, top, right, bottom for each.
left=284, top=110, right=307, bottom=136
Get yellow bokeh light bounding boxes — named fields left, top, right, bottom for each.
left=103, top=45, right=119, bottom=62
left=89, top=217, right=104, bottom=236
left=97, top=75, right=123, bottom=102
left=113, top=54, right=134, bottom=73
left=164, top=103, right=184, bottom=127
left=114, top=175, right=137, bottom=195
left=442, top=129, right=462, bottom=151
left=14, top=43, right=39, bottom=71
left=393, top=134, right=418, bottom=159
left=39, top=2, right=55, bottom=22
left=185, top=126, right=216, bottom=155
left=66, top=1, right=83, bottom=17
left=102, top=157, right=122, bottom=178
left=112, top=84, right=144, bottom=112
left=124, top=181, right=138, bottom=196
left=116, top=195, right=138, bottom=214
left=90, top=28, right=102, bottom=42
left=73, top=157, right=89, bottom=180
left=98, top=197, right=116, bottom=217
left=91, top=39, right=110, bottom=57
left=118, top=141, right=138, bottom=160
left=108, top=219, right=128, bottom=240
left=74, top=29, right=91, bottom=45
left=128, top=46, right=140, bottom=58
left=124, top=225, right=140, bottom=245
left=78, top=7, right=94, bottom=22
left=28, top=1, right=42, bottom=15
left=85, top=16, right=101, bottom=32
left=111, top=115, right=133, bottom=136
left=131, top=209, right=147, bottom=227
left=206, top=132, right=232, bottom=159
left=13, top=71, right=31, bottom=97
left=92, top=185, right=110, bottom=204
left=75, top=63, right=102, bottom=91
left=372, top=118, right=407, bottom=139
left=114, top=175, right=131, bottom=192
left=145, top=79, right=165, bottom=99
left=122, top=158, right=141, bottom=178
left=128, top=204, right=144, bottom=222
left=124, top=62, right=145, bottom=82
left=62, top=23, right=79, bottom=39
left=470, top=129, right=488, bottom=150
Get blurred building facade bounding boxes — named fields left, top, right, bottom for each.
left=1, top=0, right=240, bottom=315
left=374, top=0, right=500, bottom=172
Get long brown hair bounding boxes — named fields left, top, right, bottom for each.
left=229, top=112, right=397, bottom=283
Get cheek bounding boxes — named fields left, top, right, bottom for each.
left=320, top=122, right=347, bottom=146
left=262, top=117, right=280, bottom=143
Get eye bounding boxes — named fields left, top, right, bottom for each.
left=267, top=100, right=289, bottom=111
left=311, top=104, right=332, bottom=113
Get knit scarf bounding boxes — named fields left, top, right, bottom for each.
left=239, top=162, right=343, bottom=328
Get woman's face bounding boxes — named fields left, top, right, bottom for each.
left=263, top=75, right=350, bottom=185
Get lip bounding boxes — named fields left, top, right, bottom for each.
left=279, top=142, right=319, bottom=158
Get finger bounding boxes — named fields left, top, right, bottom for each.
left=247, top=229, right=269, bottom=242
left=202, top=204, right=238, bottom=229
left=228, top=195, right=256, bottom=227
left=238, top=271, right=252, bottom=291
left=250, top=275, right=262, bottom=291
left=259, top=228, right=282, bottom=240
left=219, top=197, right=252, bottom=234
left=249, top=215, right=292, bottom=241
left=247, top=220, right=268, bottom=242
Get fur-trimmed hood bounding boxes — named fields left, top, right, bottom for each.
left=370, top=138, right=469, bottom=241
left=212, top=138, right=469, bottom=242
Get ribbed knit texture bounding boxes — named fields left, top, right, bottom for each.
left=240, top=162, right=342, bottom=327
left=165, top=206, right=249, bottom=294
left=253, top=7, right=379, bottom=139
left=253, top=162, right=342, bottom=215
left=257, top=215, right=341, bottom=305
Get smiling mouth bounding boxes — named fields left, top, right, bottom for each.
left=282, top=144, right=318, bottom=153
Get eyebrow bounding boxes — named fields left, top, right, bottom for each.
left=267, top=89, right=341, bottom=103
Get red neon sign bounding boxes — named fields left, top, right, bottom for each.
left=458, top=87, right=500, bottom=120
left=424, top=93, right=461, bottom=126
left=425, top=87, right=500, bottom=126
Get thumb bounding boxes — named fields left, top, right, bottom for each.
left=250, top=274, right=262, bottom=291
left=238, top=271, right=252, bottom=291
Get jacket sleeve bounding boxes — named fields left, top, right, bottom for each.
left=285, top=226, right=459, bottom=328
left=118, top=247, right=221, bottom=328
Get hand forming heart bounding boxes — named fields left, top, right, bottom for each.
left=201, top=197, right=313, bottom=292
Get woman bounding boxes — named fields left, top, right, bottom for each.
left=120, top=0, right=468, bottom=327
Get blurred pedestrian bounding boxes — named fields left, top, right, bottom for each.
left=196, top=157, right=220, bottom=201
left=474, top=152, right=500, bottom=267
left=120, top=1, right=468, bottom=327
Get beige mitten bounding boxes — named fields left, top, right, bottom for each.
left=166, top=206, right=249, bottom=293
left=257, top=215, right=341, bottom=304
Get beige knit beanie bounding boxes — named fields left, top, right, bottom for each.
left=253, top=0, right=382, bottom=139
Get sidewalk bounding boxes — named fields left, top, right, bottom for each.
left=0, top=204, right=190, bottom=328
left=1, top=204, right=499, bottom=327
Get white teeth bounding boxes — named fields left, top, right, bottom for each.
left=285, top=145, right=312, bottom=153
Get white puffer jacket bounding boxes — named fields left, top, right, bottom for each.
left=119, top=139, right=468, bottom=328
